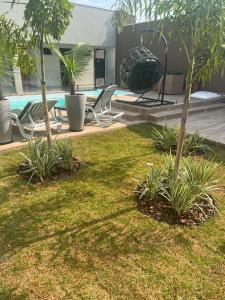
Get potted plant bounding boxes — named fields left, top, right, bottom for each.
left=0, top=86, right=12, bottom=144
left=54, top=44, right=92, bottom=131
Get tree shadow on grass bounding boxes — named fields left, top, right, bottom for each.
left=0, top=286, right=28, bottom=300
left=0, top=152, right=150, bottom=207
left=0, top=172, right=178, bottom=263
left=127, top=122, right=160, bottom=140
left=217, top=241, right=225, bottom=255
left=0, top=192, right=175, bottom=275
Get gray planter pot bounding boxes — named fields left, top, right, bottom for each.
left=0, top=98, right=12, bottom=144
left=65, top=93, right=87, bottom=132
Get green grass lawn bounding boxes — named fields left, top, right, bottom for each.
left=0, top=123, right=224, bottom=299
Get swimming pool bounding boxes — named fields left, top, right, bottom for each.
left=8, top=89, right=133, bottom=110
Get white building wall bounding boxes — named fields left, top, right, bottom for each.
left=76, top=51, right=95, bottom=90
left=62, top=5, right=116, bottom=48
left=0, top=3, right=116, bottom=48
left=44, top=51, right=62, bottom=87
left=105, top=48, right=116, bottom=86
left=0, top=3, right=116, bottom=92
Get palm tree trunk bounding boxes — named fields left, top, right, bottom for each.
left=173, top=56, right=195, bottom=180
left=40, top=34, right=52, bottom=147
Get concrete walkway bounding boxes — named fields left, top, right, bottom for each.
left=0, top=119, right=143, bottom=153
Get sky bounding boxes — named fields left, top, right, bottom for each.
left=72, top=0, right=115, bottom=10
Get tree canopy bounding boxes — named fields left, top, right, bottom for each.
left=23, top=0, right=73, bottom=43
left=114, top=0, right=225, bottom=84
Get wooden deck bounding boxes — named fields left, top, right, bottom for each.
left=114, top=92, right=225, bottom=146
left=157, top=108, right=225, bottom=145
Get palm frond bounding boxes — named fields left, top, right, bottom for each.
left=52, top=43, right=92, bottom=91
left=63, top=44, right=92, bottom=79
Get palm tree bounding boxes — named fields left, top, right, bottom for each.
left=53, top=43, right=92, bottom=95
left=53, top=43, right=92, bottom=131
left=114, top=0, right=225, bottom=179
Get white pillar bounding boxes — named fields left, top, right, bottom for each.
left=13, top=58, right=23, bottom=94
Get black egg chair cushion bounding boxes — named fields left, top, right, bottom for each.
left=120, top=47, right=163, bottom=94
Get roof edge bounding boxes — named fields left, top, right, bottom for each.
left=72, top=2, right=115, bottom=13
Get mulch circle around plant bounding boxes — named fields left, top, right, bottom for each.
left=136, top=192, right=216, bottom=227
left=18, top=157, right=81, bottom=183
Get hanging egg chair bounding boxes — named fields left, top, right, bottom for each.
left=120, top=46, right=163, bottom=94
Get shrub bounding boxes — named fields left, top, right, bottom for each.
left=162, top=154, right=176, bottom=180
left=19, top=138, right=76, bottom=182
left=183, top=132, right=210, bottom=156
left=136, top=166, right=165, bottom=200
left=183, top=159, right=220, bottom=213
left=136, top=155, right=221, bottom=219
left=20, top=139, right=61, bottom=182
left=55, top=139, right=74, bottom=171
left=152, top=126, right=178, bottom=152
left=161, top=180, right=201, bottom=216
left=152, top=127, right=209, bottom=156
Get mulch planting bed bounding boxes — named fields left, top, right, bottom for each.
left=136, top=194, right=216, bottom=227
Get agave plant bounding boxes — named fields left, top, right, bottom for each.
left=135, top=154, right=221, bottom=218
left=152, top=127, right=210, bottom=156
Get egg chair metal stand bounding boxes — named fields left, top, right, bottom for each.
left=134, top=29, right=173, bottom=106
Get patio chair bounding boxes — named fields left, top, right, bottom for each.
left=85, top=85, right=124, bottom=127
left=10, top=100, right=62, bottom=139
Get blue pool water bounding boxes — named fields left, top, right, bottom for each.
left=8, top=89, right=133, bottom=110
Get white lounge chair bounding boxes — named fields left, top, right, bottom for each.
left=85, top=85, right=124, bottom=127
left=10, top=100, right=62, bottom=139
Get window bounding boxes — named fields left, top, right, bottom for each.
left=60, top=48, right=71, bottom=54
left=43, top=48, right=52, bottom=55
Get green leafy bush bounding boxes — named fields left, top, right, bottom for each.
left=136, top=167, right=165, bottom=200
left=152, top=126, right=178, bottom=152
left=162, top=154, right=176, bottom=180
left=152, top=127, right=210, bottom=156
left=183, top=159, right=220, bottom=214
left=183, top=132, right=210, bottom=155
left=161, top=180, right=201, bottom=216
left=19, top=138, right=77, bottom=182
left=55, top=139, right=74, bottom=171
left=136, top=156, right=220, bottom=219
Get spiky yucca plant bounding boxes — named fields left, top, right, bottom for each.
left=136, top=166, right=165, bottom=200
left=136, top=155, right=221, bottom=218
left=20, top=138, right=76, bottom=182
left=152, top=126, right=178, bottom=152
left=183, top=132, right=210, bottom=156
left=152, top=127, right=209, bottom=156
